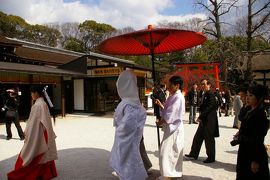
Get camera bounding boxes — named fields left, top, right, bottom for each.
left=150, top=94, right=155, bottom=100
left=230, top=137, right=240, bottom=146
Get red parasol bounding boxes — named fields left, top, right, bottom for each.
left=98, top=25, right=207, bottom=147
left=99, top=25, right=207, bottom=81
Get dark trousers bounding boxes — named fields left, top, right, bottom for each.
left=140, top=136, right=152, bottom=171
left=189, top=105, right=197, bottom=123
left=5, top=113, right=24, bottom=138
left=189, top=123, right=215, bottom=160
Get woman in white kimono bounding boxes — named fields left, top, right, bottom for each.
left=155, top=76, right=185, bottom=180
left=110, top=69, right=148, bottom=180
left=8, top=85, right=57, bottom=180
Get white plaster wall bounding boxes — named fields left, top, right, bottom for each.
left=74, top=79, right=84, bottom=110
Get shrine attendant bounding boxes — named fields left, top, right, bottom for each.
left=8, top=85, right=57, bottom=180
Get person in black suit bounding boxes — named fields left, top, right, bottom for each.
left=185, top=79, right=219, bottom=163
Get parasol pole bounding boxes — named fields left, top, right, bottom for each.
left=150, top=49, right=156, bottom=82
left=149, top=27, right=161, bottom=149
left=150, top=48, right=161, bottom=149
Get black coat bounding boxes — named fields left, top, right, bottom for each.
left=5, top=96, right=19, bottom=111
left=153, top=88, right=166, bottom=118
left=198, top=90, right=219, bottom=137
left=236, top=106, right=270, bottom=180
left=188, top=89, right=198, bottom=106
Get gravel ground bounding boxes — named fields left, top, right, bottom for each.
left=0, top=111, right=269, bottom=180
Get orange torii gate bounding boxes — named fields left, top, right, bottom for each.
left=164, top=62, right=220, bottom=95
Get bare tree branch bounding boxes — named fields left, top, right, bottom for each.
left=203, top=28, right=217, bottom=37
left=209, top=17, right=216, bottom=24
left=252, top=11, right=270, bottom=34
left=219, top=0, right=239, bottom=16
left=196, top=1, right=212, bottom=11
left=251, top=1, right=270, bottom=17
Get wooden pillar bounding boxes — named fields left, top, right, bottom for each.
left=61, top=77, right=65, bottom=117
left=214, top=64, right=220, bottom=89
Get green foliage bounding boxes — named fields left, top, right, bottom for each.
left=79, top=20, right=116, bottom=52
left=226, top=36, right=270, bottom=52
left=63, top=37, right=85, bottom=53
left=191, top=48, right=209, bottom=62
left=0, top=11, right=29, bottom=38
left=0, top=11, right=61, bottom=47
left=24, top=24, right=61, bottom=47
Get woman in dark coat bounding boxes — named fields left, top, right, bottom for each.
left=236, top=84, right=269, bottom=180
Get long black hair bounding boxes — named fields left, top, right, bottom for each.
left=248, top=84, right=268, bottom=101
left=30, top=85, right=44, bottom=97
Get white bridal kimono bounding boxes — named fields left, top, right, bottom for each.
left=110, top=70, right=148, bottom=180
left=160, top=90, right=185, bottom=177
left=8, top=97, right=57, bottom=180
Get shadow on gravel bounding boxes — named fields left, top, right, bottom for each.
left=0, top=148, right=115, bottom=180
left=183, top=158, right=236, bottom=173
left=146, top=150, right=159, bottom=158
left=144, top=123, right=159, bottom=128
left=0, top=134, right=6, bottom=140
left=218, top=125, right=238, bottom=129
left=1, top=147, right=226, bottom=180
left=147, top=169, right=213, bottom=180
left=55, top=147, right=115, bottom=179
left=225, top=150, right=238, bottom=155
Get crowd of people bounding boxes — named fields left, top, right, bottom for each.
left=2, top=69, right=270, bottom=179
left=111, top=70, right=269, bottom=180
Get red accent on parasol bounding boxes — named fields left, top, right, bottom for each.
left=99, top=26, right=207, bottom=56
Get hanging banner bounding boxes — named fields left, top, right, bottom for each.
left=88, top=67, right=123, bottom=77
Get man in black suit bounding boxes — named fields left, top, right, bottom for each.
left=185, top=79, right=219, bottom=163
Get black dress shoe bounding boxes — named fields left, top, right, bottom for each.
left=185, top=154, right=198, bottom=160
left=20, top=136, right=25, bottom=140
left=203, top=158, right=215, bottom=163
left=6, top=136, right=12, bottom=140
left=193, top=121, right=198, bottom=124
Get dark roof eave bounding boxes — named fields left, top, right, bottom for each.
left=0, top=62, right=85, bottom=77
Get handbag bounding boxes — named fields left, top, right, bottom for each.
left=5, top=110, right=17, bottom=118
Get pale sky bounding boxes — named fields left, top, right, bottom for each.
left=0, top=0, right=247, bottom=30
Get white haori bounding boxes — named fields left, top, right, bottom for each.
left=161, top=90, right=185, bottom=134
left=21, top=97, right=57, bottom=166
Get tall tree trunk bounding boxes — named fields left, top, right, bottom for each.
left=246, top=0, right=253, bottom=82
left=213, top=0, right=222, bottom=41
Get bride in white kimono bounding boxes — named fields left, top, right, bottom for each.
left=110, top=69, right=148, bottom=180
left=155, top=76, right=185, bottom=179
